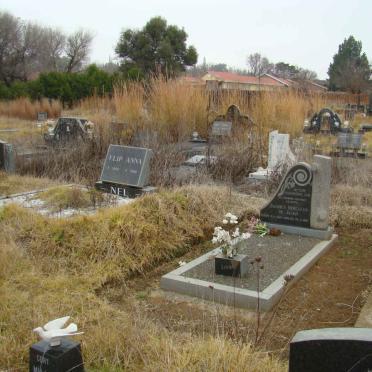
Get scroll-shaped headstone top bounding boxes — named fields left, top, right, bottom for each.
left=260, top=163, right=313, bottom=228
left=100, top=145, right=152, bottom=188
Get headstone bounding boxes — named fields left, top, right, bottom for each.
left=37, top=112, right=48, bottom=122
left=95, top=145, right=155, bottom=198
left=260, top=155, right=332, bottom=239
left=211, top=121, right=232, bottom=136
left=0, top=140, right=15, bottom=173
left=249, top=130, right=296, bottom=180
left=289, top=328, right=372, bottom=372
left=29, top=338, right=84, bottom=372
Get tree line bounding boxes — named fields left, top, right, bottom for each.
left=0, top=9, right=370, bottom=103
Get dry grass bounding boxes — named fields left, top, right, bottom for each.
left=0, top=185, right=286, bottom=370
left=0, top=172, right=58, bottom=196
left=0, top=97, right=61, bottom=121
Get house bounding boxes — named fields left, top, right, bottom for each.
left=201, top=71, right=327, bottom=92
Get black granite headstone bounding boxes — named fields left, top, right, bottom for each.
left=29, top=338, right=84, bottom=372
left=100, top=145, right=152, bottom=188
left=289, top=328, right=372, bottom=372
left=260, top=163, right=313, bottom=228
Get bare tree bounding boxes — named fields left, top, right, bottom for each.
left=247, top=53, right=273, bottom=76
left=42, top=28, right=66, bottom=71
left=0, top=12, right=24, bottom=85
left=65, top=30, right=93, bottom=72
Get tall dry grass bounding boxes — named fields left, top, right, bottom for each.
left=0, top=97, right=61, bottom=120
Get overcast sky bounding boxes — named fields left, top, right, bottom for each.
left=2, top=0, right=371, bottom=79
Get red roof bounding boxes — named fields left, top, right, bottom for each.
left=205, top=71, right=287, bottom=87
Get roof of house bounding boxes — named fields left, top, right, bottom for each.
left=203, top=71, right=288, bottom=87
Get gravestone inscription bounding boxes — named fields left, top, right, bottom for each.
left=211, top=121, right=232, bottom=136
left=100, top=145, right=152, bottom=187
left=96, top=145, right=155, bottom=198
left=260, top=163, right=313, bottom=228
left=260, top=155, right=332, bottom=239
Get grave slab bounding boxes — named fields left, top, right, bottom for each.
left=160, top=234, right=337, bottom=311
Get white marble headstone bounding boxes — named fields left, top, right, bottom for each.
left=249, top=130, right=296, bottom=180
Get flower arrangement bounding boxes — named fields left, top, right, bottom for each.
left=212, top=213, right=251, bottom=258
left=246, top=216, right=269, bottom=237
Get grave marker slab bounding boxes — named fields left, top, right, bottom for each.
left=37, top=112, right=48, bottom=121
left=100, top=145, right=152, bottom=188
left=211, top=121, right=232, bottom=136
left=289, top=328, right=372, bottom=372
left=260, top=163, right=313, bottom=228
left=249, top=130, right=296, bottom=180
left=260, top=155, right=332, bottom=239
left=29, top=338, right=84, bottom=372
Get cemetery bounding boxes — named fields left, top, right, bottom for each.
left=0, top=47, right=372, bottom=372
left=1, top=91, right=372, bottom=371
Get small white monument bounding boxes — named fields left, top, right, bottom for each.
left=249, top=130, right=296, bottom=180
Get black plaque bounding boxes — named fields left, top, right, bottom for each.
left=95, top=181, right=146, bottom=199
left=100, top=145, right=152, bottom=188
left=260, top=163, right=313, bottom=227
left=289, top=328, right=372, bottom=372
left=29, top=338, right=84, bottom=372
left=214, top=254, right=248, bottom=277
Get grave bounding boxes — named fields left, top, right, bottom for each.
left=95, top=145, right=156, bottom=198
left=161, top=155, right=337, bottom=310
left=289, top=328, right=372, bottom=372
left=37, top=112, right=48, bottom=122
left=30, top=338, right=84, bottom=372
left=260, top=155, right=332, bottom=239
left=331, top=132, right=366, bottom=158
left=303, top=108, right=348, bottom=134
left=249, top=130, right=296, bottom=180
left=0, top=140, right=15, bottom=173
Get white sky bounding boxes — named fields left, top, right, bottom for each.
left=2, top=0, right=371, bottom=79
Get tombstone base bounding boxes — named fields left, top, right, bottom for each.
left=215, top=254, right=249, bottom=277
left=265, top=223, right=333, bottom=240
left=29, top=338, right=84, bottom=372
left=95, top=181, right=156, bottom=199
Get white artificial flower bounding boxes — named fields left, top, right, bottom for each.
left=241, top=232, right=252, bottom=240
left=178, top=261, right=186, bottom=267
left=222, top=219, right=228, bottom=224
left=225, top=212, right=233, bottom=219
left=232, top=227, right=240, bottom=238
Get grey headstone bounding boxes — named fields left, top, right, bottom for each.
left=0, top=141, right=15, bottom=173
left=310, top=155, right=331, bottom=229
left=100, top=145, right=152, bottom=188
left=289, top=328, right=372, bottom=372
left=37, top=112, right=48, bottom=121
left=211, top=121, right=232, bottom=136
left=260, top=155, right=332, bottom=232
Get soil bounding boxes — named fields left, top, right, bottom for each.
left=119, top=227, right=372, bottom=361
left=182, top=234, right=320, bottom=290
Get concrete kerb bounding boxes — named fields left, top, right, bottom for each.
left=160, top=234, right=338, bottom=311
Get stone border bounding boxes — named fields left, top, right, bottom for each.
left=160, top=234, right=338, bottom=311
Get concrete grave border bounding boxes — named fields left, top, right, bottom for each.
left=161, top=234, right=338, bottom=311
